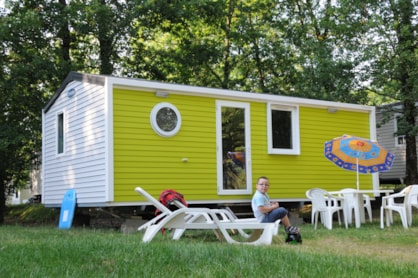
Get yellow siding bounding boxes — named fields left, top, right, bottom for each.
left=113, top=88, right=373, bottom=202
left=251, top=104, right=373, bottom=199
left=113, top=89, right=219, bottom=202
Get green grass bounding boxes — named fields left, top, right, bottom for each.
left=1, top=213, right=417, bottom=278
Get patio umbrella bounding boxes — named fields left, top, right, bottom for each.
left=324, top=135, right=395, bottom=190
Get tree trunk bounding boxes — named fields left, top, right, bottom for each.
left=0, top=179, right=6, bottom=225
left=98, top=0, right=114, bottom=75
left=404, top=99, right=418, bottom=184
left=396, top=0, right=418, bottom=184
left=59, top=0, right=71, bottom=63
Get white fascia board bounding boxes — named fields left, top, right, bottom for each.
left=107, top=76, right=374, bottom=113
left=41, top=109, right=46, bottom=202
left=104, top=78, right=114, bottom=202
left=369, top=106, right=377, bottom=140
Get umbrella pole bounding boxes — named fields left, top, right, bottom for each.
left=356, top=157, right=359, bottom=190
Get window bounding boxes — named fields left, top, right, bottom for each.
left=150, top=102, right=182, bottom=137
left=57, top=113, right=64, bottom=154
left=267, top=103, right=300, bottom=155
left=394, top=114, right=406, bottom=146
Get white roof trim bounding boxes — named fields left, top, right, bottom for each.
left=107, top=75, right=374, bottom=112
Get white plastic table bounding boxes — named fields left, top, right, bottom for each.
left=329, top=189, right=394, bottom=228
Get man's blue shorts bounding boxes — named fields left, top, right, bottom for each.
left=261, top=207, right=288, bottom=223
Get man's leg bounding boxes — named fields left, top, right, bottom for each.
left=262, top=207, right=288, bottom=224
left=272, top=213, right=295, bottom=232
left=280, top=215, right=291, bottom=227
left=262, top=207, right=299, bottom=234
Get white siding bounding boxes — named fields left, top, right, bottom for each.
left=42, top=81, right=108, bottom=206
left=376, top=112, right=408, bottom=183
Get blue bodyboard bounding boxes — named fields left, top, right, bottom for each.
left=58, top=189, right=77, bottom=229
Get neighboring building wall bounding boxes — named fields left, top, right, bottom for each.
left=42, top=80, right=108, bottom=206
left=6, top=186, right=38, bottom=205
left=376, top=103, right=418, bottom=184
left=6, top=159, right=42, bottom=205
left=6, top=189, right=32, bottom=205
left=29, top=156, right=42, bottom=195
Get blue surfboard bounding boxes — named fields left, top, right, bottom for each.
left=58, top=189, right=77, bottom=229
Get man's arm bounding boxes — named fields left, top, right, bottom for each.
left=258, top=201, right=279, bottom=214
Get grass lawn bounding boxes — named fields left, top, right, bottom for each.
left=1, top=208, right=417, bottom=278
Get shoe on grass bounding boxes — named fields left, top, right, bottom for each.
left=286, top=226, right=300, bottom=234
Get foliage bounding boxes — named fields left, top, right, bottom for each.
left=5, top=204, right=59, bottom=225
left=125, top=0, right=373, bottom=103
left=362, top=0, right=418, bottom=184
left=1, top=0, right=417, bottom=223
left=0, top=0, right=68, bottom=224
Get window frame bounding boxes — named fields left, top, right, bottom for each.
left=150, top=102, right=182, bottom=137
left=394, top=113, right=406, bottom=147
left=57, top=111, right=65, bottom=155
left=216, top=100, right=252, bottom=195
left=267, top=103, right=300, bottom=155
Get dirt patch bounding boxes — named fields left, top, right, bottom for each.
left=300, top=236, right=418, bottom=264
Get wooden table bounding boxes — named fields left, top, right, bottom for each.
left=329, top=189, right=394, bottom=228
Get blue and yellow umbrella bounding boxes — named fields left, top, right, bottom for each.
left=324, top=135, right=395, bottom=189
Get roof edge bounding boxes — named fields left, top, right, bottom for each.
left=44, top=71, right=375, bottom=114
left=43, top=72, right=107, bottom=113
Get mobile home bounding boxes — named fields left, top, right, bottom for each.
left=42, top=72, right=378, bottom=208
left=376, top=102, right=418, bottom=184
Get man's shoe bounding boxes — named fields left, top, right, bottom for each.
left=286, top=226, right=300, bottom=234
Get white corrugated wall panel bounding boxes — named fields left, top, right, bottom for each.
left=42, top=81, right=108, bottom=206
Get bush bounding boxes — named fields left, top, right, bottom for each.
left=5, top=204, right=59, bottom=225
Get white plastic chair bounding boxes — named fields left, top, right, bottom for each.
left=380, top=185, right=418, bottom=229
left=306, top=188, right=345, bottom=230
left=338, top=188, right=373, bottom=226
left=306, top=188, right=326, bottom=226
left=407, top=185, right=418, bottom=226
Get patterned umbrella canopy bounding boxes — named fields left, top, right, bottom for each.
left=324, top=135, right=395, bottom=189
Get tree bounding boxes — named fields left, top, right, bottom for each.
left=351, top=0, right=418, bottom=184
left=0, top=0, right=69, bottom=224
left=387, top=0, right=418, bottom=184
left=68, top=0, right=136, bottom=74
left=124, top=0, right=371, bottom=104
left=1, top=0, right=416, bottom=226
left=0, top=0, right=139, bottom=224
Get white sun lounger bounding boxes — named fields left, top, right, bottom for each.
left=134, top=187, right=276, bottom=245
left=170, top=200, right=280, bottom=236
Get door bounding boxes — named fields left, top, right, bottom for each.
left=216, top=100, right=252, bottom=195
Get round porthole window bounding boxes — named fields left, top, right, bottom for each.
left=150, top=102, right=182, bottom=137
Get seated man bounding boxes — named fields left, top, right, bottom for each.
left=251, top=176, right=300, bottom=235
